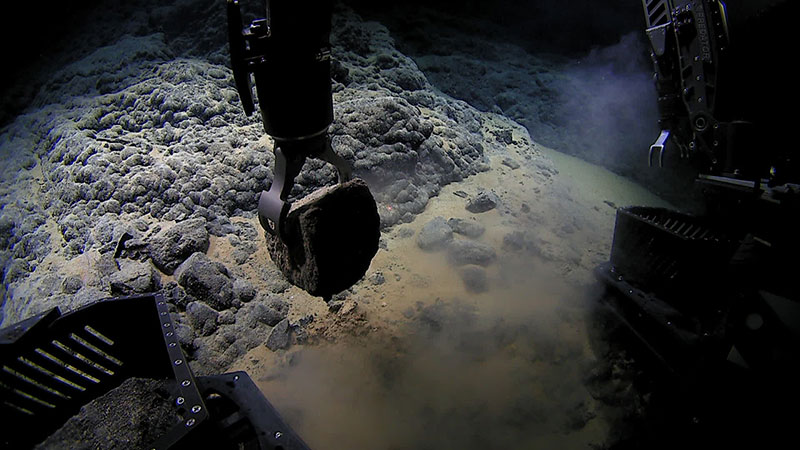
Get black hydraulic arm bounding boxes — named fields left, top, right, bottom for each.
left=642, top=0, right=730, bottom=172
left=226, top=0, right=351, bottom=238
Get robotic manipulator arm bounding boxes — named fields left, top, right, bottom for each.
left=642, top=0, right=736, bottom=174
left=227, top=0, right=351, bottom=239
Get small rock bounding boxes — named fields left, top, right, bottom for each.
left=395, top=227, right=415, bottom=239
left=245, top=300, right=287, bottom=328
left=149, top=218, right=209, bottom=275
left=297, top=314, right=314, bottom=327
left=266, top=319, right=290, bottom=351
left=186, top=301, right=219, bottom=336
left=217, top=309, right=236, bottom=325
left=493, top=129, right=514, bottom=144
left=61, top=275, right=83, bottom=294
left=108, top=261, right=160, bottom=295
left=416, top=216, right=453, bottom=251
left=447, top=240, right=497, bottom=267
left=369, top=271, right=386, bottom=285
left=174, top=252, right=235, bottom=310
left=328, top=300, right=344, bottom=313
left=447, top=218, right=485, bottom=238
left=174, top=322, right=195, bottom=350
left=466, top=191, right=499, bottom=213
left=339, top=299, right=358, bottom=316
left=233, top=278, right=256, bottom=302
left=501, top=157, right=520, bottom=169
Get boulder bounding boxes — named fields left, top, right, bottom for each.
left=266, top=178, right=380, bottom=299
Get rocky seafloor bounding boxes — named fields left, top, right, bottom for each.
left=1, top=1, right=674, bottom=448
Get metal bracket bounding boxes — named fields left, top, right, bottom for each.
left=258, top=137, right=353, bottom=238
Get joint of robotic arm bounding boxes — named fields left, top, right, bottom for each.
left=258, top=135, right=353, bottom=238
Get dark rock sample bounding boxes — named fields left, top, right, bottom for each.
left=447, top=240, right=497, bottom=267
left=466, top=190, right=499, bottom=213
left=148, top=218, right=209, bottom=275
left=174, top=252, right=236, bottom=310
left=416, top=216, right=453, bottom=251
left=266, top=178, right=380, bottom=299
left=35, top=377, right=179, bottom=450
left=447, top=217, right=485, bottom=238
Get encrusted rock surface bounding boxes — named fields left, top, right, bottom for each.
left=34, top=377, right=178, bottom=450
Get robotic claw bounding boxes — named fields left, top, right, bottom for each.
left=227, top=0, right=345, bottom=237
left=226, top=0, right=380, bottom=299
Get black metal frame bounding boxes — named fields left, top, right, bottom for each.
left=0, top=294, right=311, bottom=450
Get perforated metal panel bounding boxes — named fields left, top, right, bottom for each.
left=0, top=294, right=207, bottom=450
